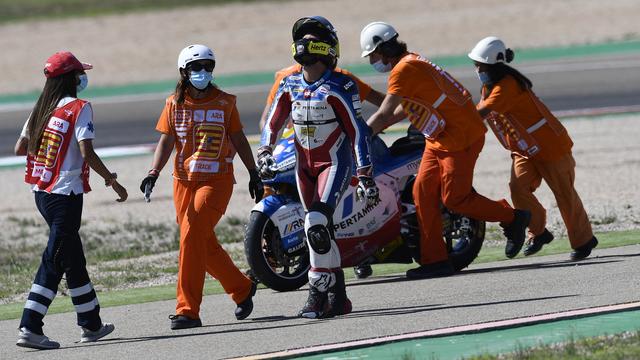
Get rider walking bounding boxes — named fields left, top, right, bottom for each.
left=259, top=16, right=379, bottom=318
left=360, top=22, right=531, bottom=279
left=257, top=28, right=386, bottom=282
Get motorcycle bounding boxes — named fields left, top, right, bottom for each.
left=244, top=128, right=486, bottom=292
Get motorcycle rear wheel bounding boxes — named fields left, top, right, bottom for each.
left=244, top=211, right=310, bottom=292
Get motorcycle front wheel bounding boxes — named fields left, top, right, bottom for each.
left=244, top=211, right=310, bottom=292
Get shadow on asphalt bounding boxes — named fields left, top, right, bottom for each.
left=460, top=258, right=623, bottom=275
left=341, top=294, right=579, bottom=320
left=343, top=259, right=622, bottom=289
left=55, top=319, right=318, bottom=350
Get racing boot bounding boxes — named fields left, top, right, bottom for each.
left=326, top=270, right=352, bottom=318
left=298, top=285, right=328, bottom=319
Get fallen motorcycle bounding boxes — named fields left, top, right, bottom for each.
left=244, top=128, right=485, bottom=291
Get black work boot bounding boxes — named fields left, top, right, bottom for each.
left=169, top=315, right=202, bottom=330
left=570, top=236, right=598, bottom=261
left=235, top=282, right=257, bottom=320
left=326, top=270, right=352, bottom=318
left=523, top=228, right=554, bottom=256
left=405, top=260, right=454, bottom=280
left=298, top=286, right=328, bottom=319
left=502, top=209, right=532, bottom=258
left=353, top=264, right=373, bottom=279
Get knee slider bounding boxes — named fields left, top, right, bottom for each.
left=307, top=224, right=332, bottom=254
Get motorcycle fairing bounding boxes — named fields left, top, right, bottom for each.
left=333, top=180, right=398, bottom=239
left=252, top=194, right=306, bottom=254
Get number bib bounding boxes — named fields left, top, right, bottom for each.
left=401, top=97, right=446, bottom=140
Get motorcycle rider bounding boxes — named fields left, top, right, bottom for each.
left=259, top=16, right=379, bottom=318
left=360, top=22, right=531, bottom=279
left=257, top=29, right=386, bottom=282
left=258, top=57, right=384, bottom=132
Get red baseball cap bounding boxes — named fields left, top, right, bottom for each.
left=43, top=51, right=93, bottom=78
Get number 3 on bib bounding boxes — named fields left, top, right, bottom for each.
left=193, top=124, right=225, bottom=159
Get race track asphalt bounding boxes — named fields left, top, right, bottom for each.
left=1, top=245, right=639, bottom=359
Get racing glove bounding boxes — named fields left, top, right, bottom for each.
left=140, top=169, right=159, bottom=202
left=356, top=175, right=379, bottom=206
left=257, top=146, right=277, bottom=180
left=248, top=169, right=264, bottom=203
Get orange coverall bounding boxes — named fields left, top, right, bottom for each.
left=478, top=75, right=593, bottom=248
left=156, top=88, right=253, bottom=319
left=389, top=53, right=515, bottom=265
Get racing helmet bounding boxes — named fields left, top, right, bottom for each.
left=177, top=44, right=216, bottom=69
left=468, top=36, right=507, bottom=64
left=360, top=21, right=398, bottom=57
left=291, top=16, right=340, bottom=67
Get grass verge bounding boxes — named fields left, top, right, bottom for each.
left=0, top=229, right=638, bottom=321
left=465, top=331, right=640, bottom=360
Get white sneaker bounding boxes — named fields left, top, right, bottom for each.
left=16, top=327, right=60, bottom=350
left=80, top=322, right=115, bottom=343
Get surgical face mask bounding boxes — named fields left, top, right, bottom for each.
left=372, top=59, right=392, bottom=73
left=189, top=69, right=213, bottom=90
left=476, top=70, right=491, bottom=85
left=77, top=74, right=88, bottom=93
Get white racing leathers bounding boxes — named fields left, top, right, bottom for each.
left=261, top=69, right=373, bottom=291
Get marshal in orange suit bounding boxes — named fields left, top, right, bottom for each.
left=469, top=36, right=597, bottom=261
left=360, top=22, right=532, bottom=279
left=140, top=44, right=264, bottom=330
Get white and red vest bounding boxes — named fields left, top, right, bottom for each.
left=25, top=99, right=91, bottom=193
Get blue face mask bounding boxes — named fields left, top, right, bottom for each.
left=189, top=70, right=213, bottom=90
left=372, top=59, right=392, bottom=73
left=477, top=71, right=491, bottom=85
left=77, top=74, right=88, bottom=93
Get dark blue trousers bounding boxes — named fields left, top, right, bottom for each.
left=19, top=192, right=102, bottom=334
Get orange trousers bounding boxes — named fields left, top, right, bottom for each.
left=413, top=136, right=515, bottom=264
left=510, top=153, right=593, bottom=248
left=173, top=177, right=252, bottom=319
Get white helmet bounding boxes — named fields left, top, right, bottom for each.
left=468, top=36, right=507, bottom=64
left=177, top=44, right=215, bottom=69
left=360, top=21, right=398, bottom=57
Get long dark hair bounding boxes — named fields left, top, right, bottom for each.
left=27, top=71, right=78, bottom=155
left=378, top=36, right=408, bottom=58
left=484, top=49, right=533, bottom=91
left=174, top=69, right=190, bottom=105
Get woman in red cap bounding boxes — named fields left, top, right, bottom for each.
left=14, top=51, right=127, bottom=350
